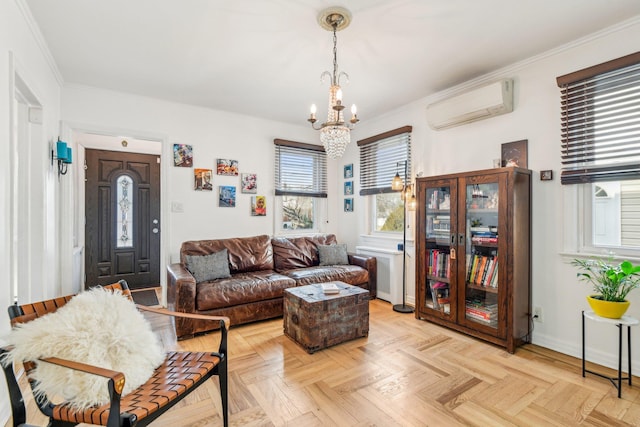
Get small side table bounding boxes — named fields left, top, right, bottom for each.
left=582, top=310, right=639, bottom=398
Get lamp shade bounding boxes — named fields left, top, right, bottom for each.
left=391, top=173, right=403, bottom=191
left=64, top=147, right=73, bottom=164
left=56, top=141, right=68, bottom=162
left=407, top=194, right=417, bottom=211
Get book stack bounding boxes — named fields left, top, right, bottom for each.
left=431, top=215, right=451, bottom=243
left=470, top=226, right=498, bottom=245
left=466, top=253, right=499, bottom=288
left=428, top=249, right=450, bottom=279
left=465, top=301, right=498, bottom=326
left=428, top=190, right=439, bottom=209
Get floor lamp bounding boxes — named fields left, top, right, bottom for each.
left=391, top=160, right=416, bottom=313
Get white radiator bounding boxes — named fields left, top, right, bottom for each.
left=356, top=246, right=403, bottom=304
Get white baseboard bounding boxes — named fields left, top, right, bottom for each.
left=532, top=331, right=639, bottom=376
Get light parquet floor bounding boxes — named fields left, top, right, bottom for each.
left=9, top=299, right=640, bottom=426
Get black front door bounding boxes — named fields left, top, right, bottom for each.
left=85, top=149, right=161, bottom=289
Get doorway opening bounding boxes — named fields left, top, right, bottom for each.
left=77, top=133, right=163, bottom=292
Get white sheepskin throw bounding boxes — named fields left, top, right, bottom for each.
left=3, top=287, right=165, bottom=410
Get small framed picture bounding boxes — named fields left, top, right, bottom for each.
left=344, top=181, right=353, bottom=195
left=344, top=198, right=354, bottom=212
left=344, top=163, right=353, bottom=179
left=218, top=186, right=236, bottom=207
left=540, top=170, right=553, bottom=181
left=251, top=195, right=266, bottom=216
left=241, top=173, right=257, bottom=193
left=501, top=139, right=528, bottom=168
left=216, top=159, right=239, bottom=176
left=173, top=144, right=193, bottom=167
left=194, top=168, right=213, bottom=191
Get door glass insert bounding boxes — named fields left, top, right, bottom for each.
left=465, top=182, right=499, bottom=328
left=116, top=175, right=133, bottom=248
left=425, top=186, right=452, bottom=315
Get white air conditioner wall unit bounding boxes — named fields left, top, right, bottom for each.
left=426, top=79, right=514, bottom=130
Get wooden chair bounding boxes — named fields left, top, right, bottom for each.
left=1, top=280, right=229, bottom=427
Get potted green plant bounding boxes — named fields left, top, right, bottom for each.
left=572, top=258, right=640, bottom=318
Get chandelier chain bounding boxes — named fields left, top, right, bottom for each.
left=332, top=24, right=338, bottom=85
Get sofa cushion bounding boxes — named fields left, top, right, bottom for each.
left=181, top=234, right=274, bottom=274
left=317, top=244, right=348, bottom=266
left=185, top=249, right=231, bottom=283
left=280, top=264, right=369, bottom=287
left=272, top=234, right=337, bottom=271
left=196, top=271, right=296, bottom=311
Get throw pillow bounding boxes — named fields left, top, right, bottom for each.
left=185, top=249, right=231, bottom=283
left=2, top=287, right=165, bottom=410
left=317, top=243, right=349, bottom=266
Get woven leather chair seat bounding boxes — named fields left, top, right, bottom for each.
left=52, top=351, right=221, bottom=425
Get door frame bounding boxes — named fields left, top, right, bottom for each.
left=62, top=121, right=170, bottom=303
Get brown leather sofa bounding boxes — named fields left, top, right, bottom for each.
left=167, top=234, right=376, bottom=339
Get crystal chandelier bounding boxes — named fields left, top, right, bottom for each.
left=308, top=7, right=359, bottom=159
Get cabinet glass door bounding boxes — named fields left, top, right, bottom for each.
left=463, top=180, right=500, bottom=330
left=424, top=183, right=455, bottom=318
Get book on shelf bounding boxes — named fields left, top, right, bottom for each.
left=321, top=282, right=340, bottom=294
left=471, top=236, right=498, bottom=245
left=429, top=281, right=449, bottom=311
left=465, top=302, right=498, bottom=322
left=463, top=248, right=499, bottom=287
left=475, top=257, right=488, bottom=285
left=485, top=259, right=497, bottom=287
left=428, top=249, right=452, bottom=279
left=466, top=306, right=497, bottom=317
left=490, top=263, right=499, bottom=288
left=465, top=313, right=498, bottom=326
left=466, top=253, right=475, bottom=282
left=429, top=281, right=440, bottom=309
left=468, top=255, right=479, bottom=282
left=480, top=257, right=492, bottom=286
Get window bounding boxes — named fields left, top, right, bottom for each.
left=557, top=52, right=640, bottom=253
left=116, top=175, right=133, bottom=248
left=274, top=139, right=327, bottom=231
left=358, top=126, right=412, bottom=233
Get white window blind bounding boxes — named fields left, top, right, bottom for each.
left=358, top=126, right=412, bottom=195
left=274, top=139, right=327, bottom=198
left=557, top=51, right=640, bottom=185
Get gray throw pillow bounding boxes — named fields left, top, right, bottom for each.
left=185, top=249, right=231, bottom=283
left=317, top=244, right=349, bottom=266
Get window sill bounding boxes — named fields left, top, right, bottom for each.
left=559, top=251, right=640, bottom=264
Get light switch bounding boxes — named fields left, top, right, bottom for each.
left=171, top=202, right=184, bottom=213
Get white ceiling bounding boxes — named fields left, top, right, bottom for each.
left=26, top=0, right=640, bottom=127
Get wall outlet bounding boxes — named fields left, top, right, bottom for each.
left=534, top=306, right=543, bottom=322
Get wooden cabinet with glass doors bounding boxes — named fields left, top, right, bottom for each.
left=415, top=167, right=531, bottom=353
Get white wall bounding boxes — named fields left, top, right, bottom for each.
left=61, top=85, right=339, bottom=265
left=0, top=0, right=64, bottom=423
left=339, top=18, right=640, bottom=371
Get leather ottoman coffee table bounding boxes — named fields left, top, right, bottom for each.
left=283, top=281, right=369, bottom=354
